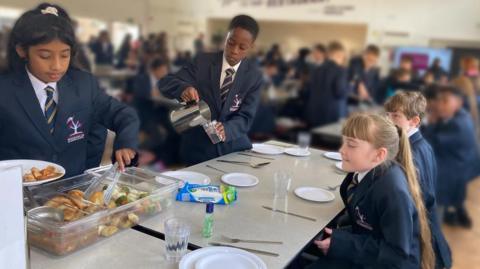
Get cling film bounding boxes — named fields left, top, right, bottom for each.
left=176, top=183, right=237, bottom=204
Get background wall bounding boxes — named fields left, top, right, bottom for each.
left=208, top=18, right=367, bottom=57
left=1, top=0, right=480, bottom=55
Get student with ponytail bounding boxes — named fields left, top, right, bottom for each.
left=0, top=3, right=140, bottom=176
left=385, top=91, right=451, bottom=268
left=307, top=113, right=434, bottom=269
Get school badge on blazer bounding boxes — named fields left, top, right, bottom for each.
left=355, top=206, right=373, bottom=230
left=229, top=94, right=242, bottom=112
left=66, top=116, right=85, bottom=143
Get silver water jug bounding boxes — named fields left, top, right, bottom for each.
left=169, top=100, right=212, bottom=133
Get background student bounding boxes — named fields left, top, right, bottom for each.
left=423, top=85, right=480, bottom=228
left=385, top=91, right=452, bottom=268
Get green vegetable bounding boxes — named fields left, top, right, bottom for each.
left=127, top=193, right=138, bottom=201
left=146, top=204, right=157, bottom=214
left=120, top=186, right=130, bottom=194
left=138, top=192, right=149, bottom=199
left=115, top=195, right=129, bottom=206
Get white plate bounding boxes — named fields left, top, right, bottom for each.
left=161, top=171, right=211, bottom=185
left=335, top=161, right=346, bottom=172
left=251, top=143, right=284, bottom=155
left=323, top=152, right=342, bottom=161
left=294, top=187, right=335, bottom=202
left=180, top=247, right=266, bottom=269
left=0, top=159, right=65, bottom=187
left=284, top=147, right=311, bottom=157
left=221, top=173, right=259, bottom=187
left=195, top=253, right=258, bottom=269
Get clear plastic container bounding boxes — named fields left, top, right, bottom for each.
left=26, top=167, right=179, bottom=256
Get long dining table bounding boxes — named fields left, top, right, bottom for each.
left=311, top=120, right=344, bottom=148
left=138, top=140, right=346, bottom=268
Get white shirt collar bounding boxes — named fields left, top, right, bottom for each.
left=355, top=169, right=371, bottom=183
left=407, top=127, right=419, bottom=138
left=149, top=73, right=158, bottom=89
left=26, top=66, right=57, bottom=93
left=26, top=66, right=58, bottom=113
left=220, top=53, right=241, bottom=88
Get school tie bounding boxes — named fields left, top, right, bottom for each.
left=220, top=68, right=235, bottom=105
left=346, top=173, right=359, bottom=203
left=44, top=86, right=57, bottom=134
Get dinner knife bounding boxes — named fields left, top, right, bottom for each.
left=262, top=205, right=317, bottom=222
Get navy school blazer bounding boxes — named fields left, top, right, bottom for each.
left=0, top=68, right=140, bottom=177
left=304, top=59, right=350, bottom=128
left=328, top=163, right=421, bottom=269
left=133, top=72, right=154, bottom=101
left=90, top=41, right=114, bottom=65
left=159, top=51, right=263, bottom=165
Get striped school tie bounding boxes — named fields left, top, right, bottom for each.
left=220, top=68, right=235, bottom=105
left=346, top=173, right=359, bottom=203
left=44, top=86, right=57, bottom=134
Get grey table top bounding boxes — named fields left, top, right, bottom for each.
left=30, top=229, right=179, bottom=269
left=140, top=140, right=346, bottom=269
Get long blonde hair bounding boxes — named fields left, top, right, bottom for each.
left=342, top=113, right=434, bottom=269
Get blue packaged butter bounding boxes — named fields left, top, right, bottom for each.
left=176, top=183, right=237, bottom=204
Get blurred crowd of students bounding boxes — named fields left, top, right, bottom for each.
left=252, top=41, right=480, bottom=131
left=256, top=41, right=480, bottom=229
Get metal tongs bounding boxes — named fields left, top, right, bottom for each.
left=84, top=163, right=120, bottom=205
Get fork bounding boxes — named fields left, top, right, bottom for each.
left=216, top=160, right=270, bottom=168
left=206, top=164, right=228, bottom=174
left=222, top=235, right=283, bottom=245
left=208, top=242, right=279, bottom=257
left=238, top=152, right=275, bottom=160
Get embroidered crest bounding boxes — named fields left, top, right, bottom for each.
left=66, top=116, right=85, bottom=143
left=355, top=206, right=373, bottom=230
left=229, top=94, right=242, bottom=112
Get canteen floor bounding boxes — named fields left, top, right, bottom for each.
left=443, top=176, right=480, bottom=269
